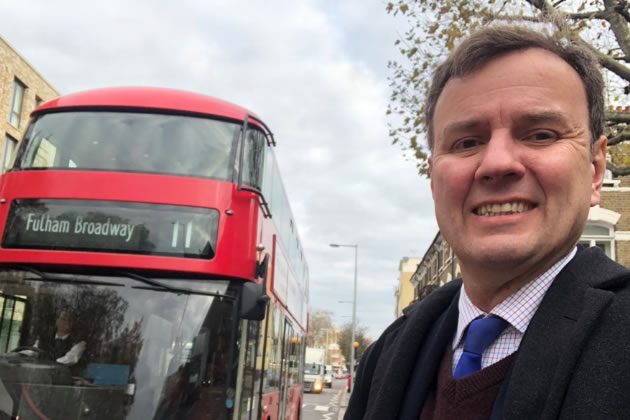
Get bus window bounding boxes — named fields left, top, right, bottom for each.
left=242, top=129, right=265, bottom=191
left=237, top=319, right=260, bottom=420
left=0, top=294, right=26, bottom=353
left=17, top=112, right=240, bottom=181
left=263, top=308, right=282, bottom=391
left=32, top=138, right=57, bottom=167
left=0, top=269, right=239, bottom=419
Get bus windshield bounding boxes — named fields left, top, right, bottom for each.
left=15, top=111, right=240, bottom=180
left=0, top=268, right=238, bottom=419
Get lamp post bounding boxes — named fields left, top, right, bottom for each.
left=330, top=243, right=358, bottom=392
left=323, top=328, right=331, bottom=364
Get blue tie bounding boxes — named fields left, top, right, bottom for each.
left=453, top=315, right=509, bottom=379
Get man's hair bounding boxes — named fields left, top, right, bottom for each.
left=425, top=25, right=605, bottom=151
left=58, top=310, right=75, bottom=324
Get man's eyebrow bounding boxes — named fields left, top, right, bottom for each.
left=517, top=110, right=572, bottom=126
left=442, top=119, right=483, bottom=138
left=441, top=111, right=572, bottom=138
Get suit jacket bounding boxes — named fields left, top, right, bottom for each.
left=345, top=247, right=630, bottom=420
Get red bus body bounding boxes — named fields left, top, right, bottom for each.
left=0, top=87, right=308, bottom=420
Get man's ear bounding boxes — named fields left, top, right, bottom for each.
left=591, top=136, right=607, bottom=207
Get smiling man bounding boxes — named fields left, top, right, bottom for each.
left=345, top=25, right=630, bottom=420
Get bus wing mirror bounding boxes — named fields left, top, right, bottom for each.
left=241, top=282, right=269, bottom=321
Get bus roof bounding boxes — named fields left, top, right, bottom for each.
left=36, top=87, right=262, bottom=122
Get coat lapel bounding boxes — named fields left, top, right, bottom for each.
left=502, top=248, right=623, bottom=419
left=398, top=293, right=459, bottom=420
left=364, top=280, right=462, bottom=420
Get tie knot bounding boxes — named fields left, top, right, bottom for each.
left=462, top=315, right=509, bottom=355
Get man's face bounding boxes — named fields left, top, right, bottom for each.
left=56, top=311, right=73, bottom=333
left=430, top=48, right=606, bottom=281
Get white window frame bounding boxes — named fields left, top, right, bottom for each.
left=580, top=222, right=615, bottom=260
left=8, top=79, right=26, bottom=128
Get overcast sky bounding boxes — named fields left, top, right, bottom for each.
left=1, top=0, right=439, bottom=339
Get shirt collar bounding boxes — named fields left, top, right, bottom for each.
left=452, top=247, right=577, bottom=349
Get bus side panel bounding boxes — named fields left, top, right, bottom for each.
left=286, top=384, right=303, bottom=420
left=260, top=390, right=280, bottom=420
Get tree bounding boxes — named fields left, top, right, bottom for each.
left=386, top=0, right=630, bottom=177
left=338, top=321, right=373, bottom=371
left=307, top=309, right=335, bottom=348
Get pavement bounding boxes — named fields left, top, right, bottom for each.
left=337, top=388, right=350, bottom=420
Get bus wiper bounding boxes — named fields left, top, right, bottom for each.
left=8, top=264, right=124, bottom=287
left=114, top=269, right=190, bottom=293
left=115, top=269, right=232, bottom=299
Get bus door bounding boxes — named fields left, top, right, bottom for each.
left=257, top=305, right=279, bottom=420
left=233, top=317, right=263, bottom=420
left=277, top=320, right=293, bottom=420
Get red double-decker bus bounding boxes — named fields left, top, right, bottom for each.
left=0, top=87, right=309, bottom=420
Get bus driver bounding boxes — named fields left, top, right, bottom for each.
left=19, top=311, right=86, bottom=366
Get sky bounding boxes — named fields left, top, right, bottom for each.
left=1, top=0, right=440, bottom=339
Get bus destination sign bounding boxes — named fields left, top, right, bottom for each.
left=2, top=199, right=220, bottom=259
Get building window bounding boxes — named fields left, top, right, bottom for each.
left=3, top=136, right=18, bottom=173
left=8, top=79, right=26, bottom=128
left=579, top=223, right=615, bottom=260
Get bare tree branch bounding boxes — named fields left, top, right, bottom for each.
left=616, top=0, right=630, bottom=23
left=607, top=161, right=630, bottom=176
left=566, top=10, right=609, bottom=19
left=579, top=38, right=630, bottom=81
left=604, top=0, right=630, bottom=57
left=607, top=111, right=630, bottom=124
left=484, top=13, right=546, bottom=22
left=524, top=0, right=557, bottom=13
left=607, top=131, right=630, bottom=145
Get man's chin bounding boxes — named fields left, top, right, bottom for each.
left=459, top=244, right=535, bottom=269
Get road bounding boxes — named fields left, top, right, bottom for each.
left=302, top=378, right=348, bottom=420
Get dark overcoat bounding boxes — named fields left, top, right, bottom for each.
left=345, top=247, right=630, bottom=420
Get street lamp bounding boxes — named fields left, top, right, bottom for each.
left=330, top=243, right=358, bottom=392
left=323, top=328, right=332, bottom=365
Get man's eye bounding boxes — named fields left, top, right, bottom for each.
left=453, top=138, right=481, bottom=150
left=523, top=131, right=557, bottom=142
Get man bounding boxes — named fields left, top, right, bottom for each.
left=20, top=311, right=86, bottom=366
left=345, top=25, right=630, bottom=419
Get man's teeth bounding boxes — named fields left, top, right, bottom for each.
left=475, top=202, right=533, bottom=216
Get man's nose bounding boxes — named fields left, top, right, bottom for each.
left=474, top=132, right=525, bottom=183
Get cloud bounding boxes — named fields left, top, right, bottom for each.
left=1, top=0, right=438, bottom=339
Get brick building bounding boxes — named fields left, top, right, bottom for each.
left=592, top=177, right=630, bottom=265
left=410, top=177, right=630, bottom=301
left=410, top=232, right=460, bottom=302
left=393, top=257, right=421, bottom=318
left=1, top=36, right=58, bottom=172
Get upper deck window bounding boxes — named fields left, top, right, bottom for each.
left=15, top=111, right=240, bottom=180
left=2, top=135, right=18, bottom=173
left=242, top=128, right=266, bottom=190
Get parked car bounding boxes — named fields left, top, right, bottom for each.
left=336, top=370, right=349, bottom=379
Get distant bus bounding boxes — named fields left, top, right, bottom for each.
left=0, top=87, right=309, bottom=420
